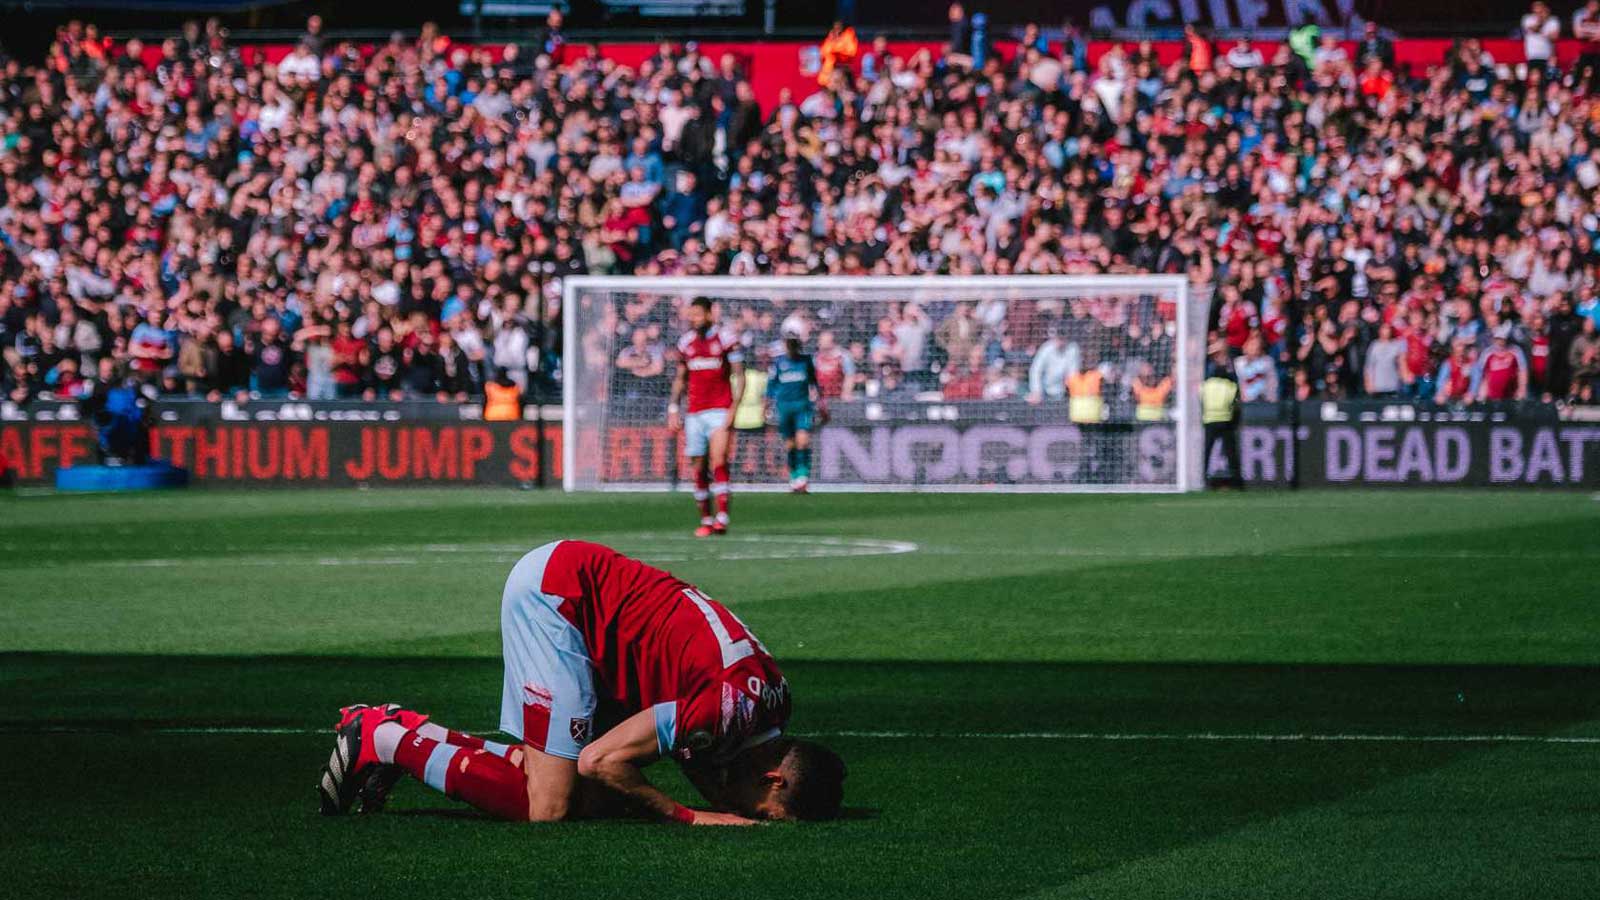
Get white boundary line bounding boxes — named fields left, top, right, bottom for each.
left=5, top=725, right=1596, bottom=745
left=592, top=482, right=1182, bottom=494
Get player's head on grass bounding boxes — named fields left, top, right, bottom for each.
left=722, top=737, right=846, bottom=821
left=686, top=296, right=714, bottom=333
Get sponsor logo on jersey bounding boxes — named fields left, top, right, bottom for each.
left=686, top=356, right=725, bottom=371
left=720, top=680, right=757, bottom=735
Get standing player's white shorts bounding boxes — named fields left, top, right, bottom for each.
left=498, top=541, right=597, bottom=760
left=683, top=408, right=729, bottom=458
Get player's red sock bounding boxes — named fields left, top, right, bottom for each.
left=393, top=731, right=530, bottom=821
left=694, top=467, right=712, bottom=523
left=368, top=714, right=516, bottom=762
left=712, top=465, right=730, bottom=522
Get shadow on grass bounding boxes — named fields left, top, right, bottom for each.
left=2, top=653, right=1598, bottom=900
left=4, top=653, right=1597, bottom=737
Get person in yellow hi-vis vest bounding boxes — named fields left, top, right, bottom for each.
left=1132, top=361, right=1173, bottom=422
left=1066, top=359, right=1104, bottom=424
left=1066, top=356, right=1106, bottom=482
left=1201, top=353, right=1243, bottom=488
left=734, top=361, right=768, bottom=429
left=727, top=349, right=770, bottom=474
left=484, top=368, right=522, bottom=422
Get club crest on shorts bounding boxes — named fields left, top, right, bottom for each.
left=569, top=717, right=592, bottom=744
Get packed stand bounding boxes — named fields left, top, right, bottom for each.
left=5, top=8, right=1600, bottom=412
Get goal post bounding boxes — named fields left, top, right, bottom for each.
left=563, top=275, right=1204, bottom=493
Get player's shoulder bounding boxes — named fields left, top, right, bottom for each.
left=676, top=330, right=698, bottom=352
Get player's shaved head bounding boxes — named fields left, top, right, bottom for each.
left=775, top=739, right=846, bottom=821
left=717, top=737, right=845, bottom=821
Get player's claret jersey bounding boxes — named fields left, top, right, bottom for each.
left=766, top=353, right=817, bottom=406
left=676, top=326, right=743, bottom=413
left=540, top=540, right=790, bottom=766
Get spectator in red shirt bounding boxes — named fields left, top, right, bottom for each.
left=330, top=320, right=369, bottom=399
left=1399, top=309, right=1438, bottom=398
left=1476, top=325, right=1529, bottom=402
left=941, top=346, right=986, bottom=400
left=1435, top=340, right=1478, bottom=405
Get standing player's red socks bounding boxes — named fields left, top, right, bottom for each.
left=694, top=467, right=713, bottom=524
left=392, top=730, right=531, bottom=821
left=712, top=464, right=731, bottom=524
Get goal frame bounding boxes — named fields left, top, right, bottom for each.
left=562, top=274, right=1199, bottom=493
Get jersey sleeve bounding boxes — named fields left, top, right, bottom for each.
left=721, top=327, right=745, bottom=364
left=652, top=682, right=772, bottom=767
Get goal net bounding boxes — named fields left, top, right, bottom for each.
left=563, top=276, right=1204, bottom=492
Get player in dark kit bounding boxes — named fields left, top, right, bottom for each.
left=766, top=324, right=825, bottom=492
left=667, top=298, right=744, bottom=536
left=316, top=540, right=845, bottom=825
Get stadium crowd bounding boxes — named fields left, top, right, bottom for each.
left=5, top=8, right=1600, bottom=414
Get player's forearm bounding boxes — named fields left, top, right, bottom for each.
left=727, top=368, right=745, bottom=414
left=579, top=756, right=690, bottom=823
left=668, top=371, right=686, bottom=411
left=576, top=707, right=695, bottom=823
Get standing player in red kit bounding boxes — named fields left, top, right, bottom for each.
left=667, top=297, right=744, bottom=537
left=316, top=540, right=844, bottom=825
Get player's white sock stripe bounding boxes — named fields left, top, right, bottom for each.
left=421, top=742, right=457, bottom=792
left=372, top=720, right=409, bottom=764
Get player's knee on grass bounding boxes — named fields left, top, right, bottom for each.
left=525, top=794, right=569, bottom=822
left=519, top=744, right=579, bottom=823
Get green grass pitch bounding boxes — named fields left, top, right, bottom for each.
left=3, top=488, right=1598, bottom=898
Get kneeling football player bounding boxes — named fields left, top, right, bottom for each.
left=316, top=540, right=845, bottom=825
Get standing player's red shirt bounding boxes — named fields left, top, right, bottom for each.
left=676, top=327, right=742, bottom=413
left=540, top=540, right=790, bottom=766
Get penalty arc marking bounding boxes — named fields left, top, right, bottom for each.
left=8, top=534, right=923, bottom=570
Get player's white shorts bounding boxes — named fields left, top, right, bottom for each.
left=683, top=408, right=729, bottom=458
left=498, top=541, right=597, bottom=760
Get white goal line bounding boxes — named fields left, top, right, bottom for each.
left=6, top=725, right=1597, bottom=745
